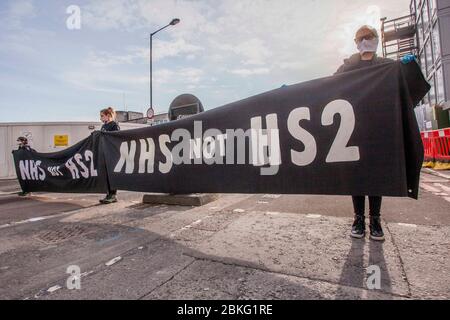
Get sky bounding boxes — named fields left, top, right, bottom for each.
left=0, top=0, right=411, bottom=122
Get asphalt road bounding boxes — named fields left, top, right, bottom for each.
left=0, top=169, right=449, bottom=300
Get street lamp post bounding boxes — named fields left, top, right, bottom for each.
left=150, top=18, right=180, bottom=110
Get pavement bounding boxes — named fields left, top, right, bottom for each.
left=0, top=170, right=449, bottom=300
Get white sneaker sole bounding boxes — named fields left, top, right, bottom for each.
left=350, top=232, right=365, bottom=239
left=370, top=235, right=385, bottom=241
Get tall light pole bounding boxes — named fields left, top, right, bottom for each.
left=150, top=18, right=180, bottom=110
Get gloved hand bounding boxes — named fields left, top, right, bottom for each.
left=401, top=54, right=416, bottom=64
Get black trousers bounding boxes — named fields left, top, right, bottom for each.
left=105, top=172, right=116, bottom=197
left=352, top=196, right=382, bottom=217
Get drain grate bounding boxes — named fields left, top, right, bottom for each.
left=35, top=224, right=89, bottom=244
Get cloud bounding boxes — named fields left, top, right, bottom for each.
left=63, top=70, right=147, bottom=93
left=63, top=64, right=204, bottom=94
left=230, top=67, right=270, bottom=77
left=0, top=0, right=413, bottom=122
left=86, top=39, right=203, bottom=68
left=215, top=38, right=271, bottom=66
left=86, top=51, right=135, bottom=68
left=153, top=67, right=204, bottom=85
left=82, top=0, right=143, bottom=31
left=80, top=0, right=401, bottom=79
left=1, top=0, right=35, bottom=29
left=152, top=38, right=203, bottom=61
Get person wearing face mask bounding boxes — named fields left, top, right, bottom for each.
left=335, top=25, right=392, bottom=75
left=335, top=25, right=393, bottom=241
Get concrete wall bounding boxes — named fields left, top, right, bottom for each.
left=0, top=122, right=146, bottom=179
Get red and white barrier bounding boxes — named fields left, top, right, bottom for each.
left=421, top=128, right=450, bottom=170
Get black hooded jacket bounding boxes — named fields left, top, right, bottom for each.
left=334, top=53, right=393, bottom=75
left=101, top=121, right=120, bottom=132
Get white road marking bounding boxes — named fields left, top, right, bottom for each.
left=105, top=256, right=122, bottom=266
left=434, top=183, right=450, bottom=193
left=81, top=271, right=94, bottom=278
left=306, top=214, right=322, bottom=219
left=178, top=215, right=213, bottom=232
left=233, top=209, right=245, bottom=213
left=423, top=169, right=450, bottom=179
left=0, top=191, right=15, bottom=195
left=262, top=194, right=281, bottom=199
left=28, top=217, right=45, bottom=222
left=47, top=285, right=62, bottom=293
left=266, top=212, right=280, bottom=216
left=0, top=214, right=62, bottom=230
left=257, top=201, right=269, bottom=204
left=397, top=223, right=417, bottom=228
left=420, top=183, right=441, bottom=193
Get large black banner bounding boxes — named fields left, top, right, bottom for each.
left=13, top=61, right=430, bottom=199
left=12, top=131, right=108, bottom=193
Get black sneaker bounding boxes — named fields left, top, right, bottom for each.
left=369, top=216, right=385, bottom=241
left=100, top=194, right=118, bottom=204
left=351, top=215, right=366, bottom=239
left=18, top=191, right=30, bottom=197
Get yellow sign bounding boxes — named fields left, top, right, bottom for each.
left=54, top=135, right=69, bottom=147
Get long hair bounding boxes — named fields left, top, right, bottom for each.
left=100, top=107, right=116, bottom=121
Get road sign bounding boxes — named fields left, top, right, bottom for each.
left=146, top=107, right=155, bottom=119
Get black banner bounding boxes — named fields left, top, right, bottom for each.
left=12, top=131, right=108, bottom=193
left=13, top=61, right=430, bottom=199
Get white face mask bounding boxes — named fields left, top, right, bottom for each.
left=357, top=37, right=379, bottom=54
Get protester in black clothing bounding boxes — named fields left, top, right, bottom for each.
left=16, top=136, right=34, bottom=197
left=335, top=25, right=393, bottom=241
left=17, top=136, right=35, bottom=152
left=99, top=107, right=120, bottom=204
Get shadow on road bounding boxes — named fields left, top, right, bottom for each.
left=336, top=237, right=392, bottom=299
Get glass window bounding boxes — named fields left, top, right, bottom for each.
left=432, top=21, right=441, bottom=61
left=425, top=38, right=434, bottom=75
left=429, top=0, right=437, bottom=18
left=417, top=15, right=424, bottom=49
left=435, top=66, right=445, bottom=103
left=428, top=74, right=436, bottom=106
left=423, top=91, right=430, bottom=105
left=420, top=49, right=427, bottom=73
left=422, top=0, right=430, bottom=31
left=410, top=0, right=416, bottom=15
left=416, top=0, right=422, bottom=12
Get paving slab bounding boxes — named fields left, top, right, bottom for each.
left=144, top=260, right=403, bottom=300
left=387, top=223, right=450, bottom=299
left=222, top=192, right=450, bottom=226
left=179, top=211, right=409, bottom=297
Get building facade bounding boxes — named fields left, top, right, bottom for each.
left=382, top=0, right=450, bottom=130
left=411, top=0, right=449, bottom=107
left=148, top=113, right=169, bottom=126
